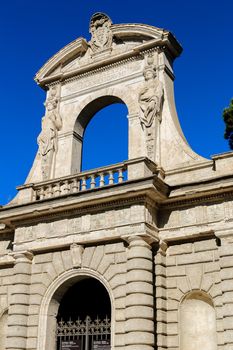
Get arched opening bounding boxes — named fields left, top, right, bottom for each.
left=0, top=310, right=8, bottom=350
left=180, top=291, right=217, bottom=350
left=56, top=277, right=111, bottom=350
left=81, top=103, right=128, bottom=171
left=72, top=96, right=129, bottom=178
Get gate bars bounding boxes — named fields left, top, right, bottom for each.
left=56, top=316, right=111, bottom=350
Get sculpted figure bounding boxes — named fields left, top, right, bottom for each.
left=37, top=96, right=62, bottom=180
left=139, top=63, right=164, bottom=129
left=89, top=13, right=112, bottom=53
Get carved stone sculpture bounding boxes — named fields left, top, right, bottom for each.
left=139, top=54, right=164, bottom=160
left=139, top=54, right=163, bottom=128
left=37, top=86, right=62, bottom=180
left=89, top=13, right=113, bottom=54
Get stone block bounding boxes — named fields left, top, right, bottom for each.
left=52, top=252, right=65, bottom=275
left=125, top=331, right=154, bottom=346
left=127, top=269, right=152, bottom=283
left=34, top=253, right=53, bottom=264
left=105, top=242, right=125, bottom=254
left=167, top=335, right=179, bottom=347
left=105, top=263, right=125, bottom=281
left=125, top=318, right=154, bottom=332
left=89, top=245, right=104, bottom=270
left=167, top=310, right=178, bottom=323
left=112, top=287, right=126, bottom=304
left=167, top=322, right=178, bottom=335
left=168, top=243, right=193, bottom=256
left=127, top=258, right=152, bottom=271
left=61, top=250, right=73, bottom=270
left=115, top=297, right=125, bottom=309
left=110, top=273, right=126, bottom=289
left=127, top=281, right=153, bottom=295
left=194, top=239, right=217, bottom=252
left=125, top=305, right=154, bottom=320
left=81, top=246, right=95, bottom=268
left=126, top=294, right=153, bottom=307
left=115, top=252, right=127, bottom=264
left=176, top=251, right=213, bottom=265
left=166, top=256, right=176, bottom=267
left=220, top=256, right=233, bottom=268
left=97, top=254, right=115, bottom=275
left=167, top=266, right=186, bottom=277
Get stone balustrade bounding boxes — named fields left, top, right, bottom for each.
left=16, top=157, right=158, bottom=203
left=32, top=162, right=127, bottom=201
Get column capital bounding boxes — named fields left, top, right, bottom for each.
left=122, top=234, right=158, bottom=248
left=10, top=250, right=34, bottom=263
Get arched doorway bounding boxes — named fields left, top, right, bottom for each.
left=56, top=277, right=111, bottom=350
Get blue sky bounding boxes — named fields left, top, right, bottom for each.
left=0, top=0, right=232, bottom=205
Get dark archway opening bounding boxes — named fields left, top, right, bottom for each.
left=56, top=278, right=111, bottom=350
left=81, top=103, right=128, bottom=171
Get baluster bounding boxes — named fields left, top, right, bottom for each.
left=108, top=171, right=114, bottom=185
left=32, top=190, right=37, bottom=201
left=54, top=182, right=61, bottom=197
left=40, top=187, right=45, bottom=200
left=47, top=184, right=53, bottom=198
left=72, top=178, right=79, bottom=193
left=118, top=168, right=124, bottom=183
left=81, top=177, right=87, bottom=191
left=63, top=180, right=70, bottom=194
left=99, top=173, right=105, bottom=187
left=90, top=175, right=96, bottom=189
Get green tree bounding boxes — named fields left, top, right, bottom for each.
left=223, top=99, right=233, bottom=150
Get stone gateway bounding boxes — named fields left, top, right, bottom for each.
left=0, top=12, right=233, bottom=350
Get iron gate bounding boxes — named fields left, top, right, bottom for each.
left=56, top=316, right=111, bottom=350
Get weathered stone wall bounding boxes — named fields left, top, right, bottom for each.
left=165, top=238, right=223, bottom=349
left=28, top=242, right=127, bottom=350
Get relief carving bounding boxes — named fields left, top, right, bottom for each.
left=139, top=53, right=164, bottom=160
left=89, top=13, right=112, bottom=54
left=37, top=86, right=62, bottom=180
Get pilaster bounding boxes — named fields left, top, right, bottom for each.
left=154, top=241, right=167, bottom=350
left=216, top=229, right=233, bottom=350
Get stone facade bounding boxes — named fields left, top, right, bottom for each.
left=0, top=13, right=233, bottom=350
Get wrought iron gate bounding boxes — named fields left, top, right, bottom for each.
left=56, top=316, right=111, bottom=350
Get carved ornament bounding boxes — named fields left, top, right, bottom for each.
left=89, top=13, right=113, bottom=54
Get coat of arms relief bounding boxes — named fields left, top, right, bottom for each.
left=89, top=13, right=113, bottom=54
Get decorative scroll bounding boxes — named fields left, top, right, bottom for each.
left=89, top=13, right=113, bottom=54
left=139, top=53, right=164, bottom=160
left=37, top=86, right=62, bottom=180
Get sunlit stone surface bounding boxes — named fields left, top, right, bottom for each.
left=0, top=12, right=233, bottom=350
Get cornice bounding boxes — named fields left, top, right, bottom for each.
left=35, top=22, right=182, bottom=89
left=0, top=177, right=166, bottom=228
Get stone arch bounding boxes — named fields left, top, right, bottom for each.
left=179, top=291, right=217, bottom=350
left=67, top=86, right=139, bottom=174
left=37, top=268, right=115, bottom=350
left=73, top=87, right=138, bottom=137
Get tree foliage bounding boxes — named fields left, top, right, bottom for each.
left=223, top=99, right=233, bottom=150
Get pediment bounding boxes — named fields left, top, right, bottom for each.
left=35, top=13, right=182, bottom=88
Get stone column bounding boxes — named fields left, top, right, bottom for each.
left=125, top=235, right=154, bottom=350
left=6, top=251, right=33, bottom=350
